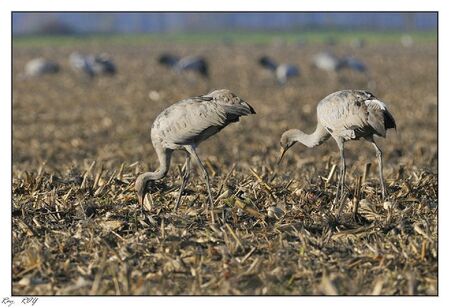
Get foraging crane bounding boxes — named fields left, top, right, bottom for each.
left=135, top=89, right=255, bottom=212
left=312, top=52, right=367, bottom=74
left=158, top=53, right=209, bottom=78
left=24, top=58, right=60, bottom=77
left=258, top=56, right=300, bottom=85
left=91, top=54, right=116, bottom=75
left=69, top=52, right=116, bottom=77
left=338, top=57, right=367, bottom=74
left=279, top=90, right=396, bottom=204
left=312, top=52, right=341, bottom=72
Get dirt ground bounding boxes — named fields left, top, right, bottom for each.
left=12, top=37, right=437, bottom=295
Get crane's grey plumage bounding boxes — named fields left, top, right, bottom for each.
left=24, top=58, right=60, bottom=77
left=91, top=54, right=116, bottom=75
left=69, top=52, right=116, bottom=77
left=312, top=52, right=341, bottom=72
left=259, top=56, right=300, bottom=85
left=159, top=53, right=209, bottom=77
left=279, top=90, right=396, bottom=204
left=135, top=89, right=255, bottom=212
left=312, top=52, right=368, bottom=74
left=337, top=57, right=367, bottom=73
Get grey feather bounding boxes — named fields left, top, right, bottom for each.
left=318, top=90, right=396, bottom=140
left=24, top=58, right=59, bottom=77
left=152, top=89, right=255, bottom=147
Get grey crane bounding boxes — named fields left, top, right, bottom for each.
left=69, top=52, right=116, bottom=77
left=279, top=90, right=396, bottom=204
left=312, top=52, right=341, bottom=72
left=338, top=57, right=367, bottom=74
left=312, top=52, right=367, bottom=74
left=135, top=89, right=255, bottom=212
left=258, top=56, right=300, bottom=85
left=158, top=53, right=209, bottom=78
left=24, top=58, right=60, bottom=77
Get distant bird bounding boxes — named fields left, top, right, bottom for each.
left=24, top=58, right=59, bottom=77
left=91, top=54, right=116, bottom=75
left=401, top=35, right=414, bottom=48
left=158, top=53, right=209, bottom=77
left=337, top=57, right=368, bottom=74
left=69, top=52, right=116, bottom=77
left=312, top=52, right=341, bottom=73
left=312, top=52, right=368, bottom=74
left=350, top=38, right=366, bottom=49
left=279, top=90, right=396, bottom=204
left=258, top=56, right=300, bottom=85
left=135, top=89, right=255, bottom=213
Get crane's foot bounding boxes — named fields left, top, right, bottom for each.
left=331, top=197, right=338, bottom=211
left=332, top=192, right=349, bottom=219
left=381, top=189, right=387, bottom=201
left=331, top=193, right=341, bottom=211
left=208, top=203, right=216, bottom=225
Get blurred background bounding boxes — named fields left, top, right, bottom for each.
left=13, top=12, right=436, bottom=35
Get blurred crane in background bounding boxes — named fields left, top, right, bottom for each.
left=258, top=56, right=300, bottom=85
left=158, top=53, right=209, bottom=78
left=69, top=52, right=116, bottom=77
left=23, top=58, right=60, bottom=77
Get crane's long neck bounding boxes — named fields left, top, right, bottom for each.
left=139, top=144, right=172, bottom=182
left=291, top=123, right=330, bottom=148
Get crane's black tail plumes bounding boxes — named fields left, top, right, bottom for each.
left=158, top=53, right=179, bottom=67
left=384, top=109, right=397, bottom=131
left=221, top=101, right=256, bottom=124
left=237, top=97, right=256, bottom=115
left=197, top=60, right=209, bottom=77
left=259, top=56, right=278, bottom=71
left=245, top=102, right=256, bottom=115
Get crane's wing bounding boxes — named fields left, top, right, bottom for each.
left=318, top=91, right=396, bottom=139
left=152, top=96, right=255, bottom=145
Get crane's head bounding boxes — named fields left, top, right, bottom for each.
left=135, top=174, right=151, bottom=206
left=278, top=129, right=301, bottom=164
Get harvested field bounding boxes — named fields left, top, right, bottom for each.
left=12, top=35, right=437, bottom=295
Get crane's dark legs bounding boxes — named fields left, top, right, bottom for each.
left=174, top=155, right=191, bottom=211
left=185, top=146, right=215, bottom=221
left=333, top=139, right=346, bottom=209
left=371, top=140, right=386, bottom=200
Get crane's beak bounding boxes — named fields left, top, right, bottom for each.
left=135, top=179, right=147, bottom=206
left=137, top=192, right=145, bottom=206
left=278, top=147, right=288, bottom=165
